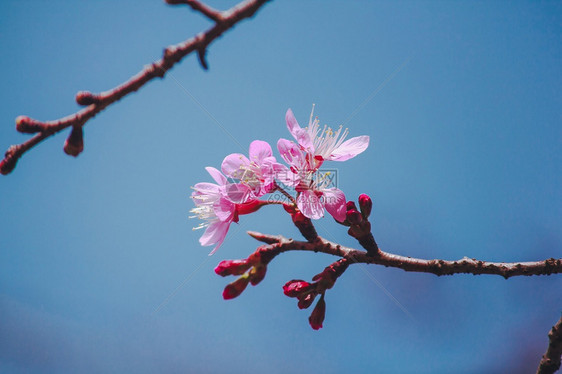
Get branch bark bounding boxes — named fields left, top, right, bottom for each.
left=0, top=0, right=270, bottom=175
left=537, top=315, right=562, bottom=374
left=247, top=231, right=562, bottom=278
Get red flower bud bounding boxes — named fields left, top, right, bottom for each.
left=222, top=276, right=250, bottom=300
left=63, top=126, right=84, bottom=157
left=346, top=201, right=357, bottom=212
left=249, top=265, right=267, bottom=286
left=283, top=279, right=314, bottom=297
left=308, top=294, right=326, bottom=330
left=346, top=209, right=363, bottom=225
left=214, top=260, right=251, bottom=277
left=358, top=194, right=372, bottom=218
left=297, top=292, right=317, bottom=309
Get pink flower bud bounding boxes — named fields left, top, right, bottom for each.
left=214, top=260, right=251, bottom=277
left=308, top=294, right=326, bottom=330
left=222, top=276, right=250, bottom=300
left=358, top=194, right=372, bottom=218
left=283, top=279, right=313, bottom=297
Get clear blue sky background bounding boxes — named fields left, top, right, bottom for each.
left=1, top=1, right=561, bottom=373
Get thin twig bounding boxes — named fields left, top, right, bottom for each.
left=0, top=0, right=270, bottom=175
left=166, top=0, right=223, bottom=23
left=247, top=232, right=562, bottom=278
left=537, top=315, right=562, bottom=374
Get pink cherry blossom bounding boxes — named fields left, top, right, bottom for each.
left=277, top=139, right=347, bottom=222
left=191, top=167, right=262, bottom=255
left=285, top=105, right=370, bottom=170
left=221, top=140, right=289, bottom=200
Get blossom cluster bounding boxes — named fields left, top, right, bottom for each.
left=190, top=106, right=369, bottom=254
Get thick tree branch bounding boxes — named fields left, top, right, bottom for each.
left=537, top=315, right=562, bottom=374
left=0, top=0, right=270, bottom=175
left=247, top=231, right=562, bottom=278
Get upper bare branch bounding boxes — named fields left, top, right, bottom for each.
left=0, top=0, right=270, bottom=175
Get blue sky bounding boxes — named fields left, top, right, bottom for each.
left=0, top=1, right=561, bottom=373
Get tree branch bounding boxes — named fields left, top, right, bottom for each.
left=537, top=314, right=562, bottom=374
left=247, top=231, right=562, bottom=278
left=165, top=0, right=223, bottom=23
left=0, top=0, right=270, bottom=175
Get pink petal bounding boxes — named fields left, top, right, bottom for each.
left=277, top=139, right=305, bottom=168
left=286, top=108, right=312, bottom=150
left=323, top=188, right=347, bottom=222
left=214, top=197, right=235, bottom=222
left=327, top=135, right=370, bottom=161
left=297, top=190, right=324, bottom=220
left=221, top=153, right=250, bottom=179
left=205, top=167, right=227, bottom=185
left=223, top=183, right=253, bottom=204
left=199, top=220, right=231, bottom=254
left=192, top=182, right=220, bottom=196
left=249, top=140, right=272, bottom=163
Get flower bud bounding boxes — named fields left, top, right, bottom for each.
left=214, top=259, right=251, bottom=277
left=249, top=265, right=267, bottom=286
left=283, top=279, right=313, bottom=297
left=297, top=292, right=317, bottom=309
left=358, top=194, right=372, bottom=219
left=222, top=276, right=250, bottom=300
left=75, top=91, right=99, bottom=106
left=16, top=116, right=44, bottom=133
left=0, top=157, right=17, bottom=175
left=63, top=126, right=84, bottom=157
left=346, top=201, right=357, bottom=212
left=308, top=294, right=326, bottom=330
left=346, top=209, right=363, bottom=225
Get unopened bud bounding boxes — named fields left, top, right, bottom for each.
left=358, top=194, right=372, bottom=218
left=283, top=279, right=314, bottom=297
left=308, top=294, right=326, bottom=330
left=249, top=265, right=267, bottom=286
left=214, top=259, right=251, bottom=277
left=346, top=209, right=363, bottom=225
left=222, top=276, right=250, bottom=300
left=346, top=201, right=357, bottom=212
left=0, top=157, right=16, bottom=175
left=16, top=116, right=44, bottom=133
left=63, top=126, right=84, bottom=157
left=76, top=91, right=99, bottom=106
left=297, top=292, right=317, bottom=310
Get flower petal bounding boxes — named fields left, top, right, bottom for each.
left=286, top=108, right=313, bottom=150
left=327, top=135, right=370, bottom=161
left=199, top=220, right=231, bottom=255
left=248, top=140, right=272, bottom=163
left=223, top=183, right=253, bottom=204
left=205, top=167, right=227, bottom=185
left=323, top=188, right=347, bottom=222
left=221, top=153, right=250, bottom=179
left=297, top=190, right=324, bottom=220
left=213, top=197, right=235, bottom=222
